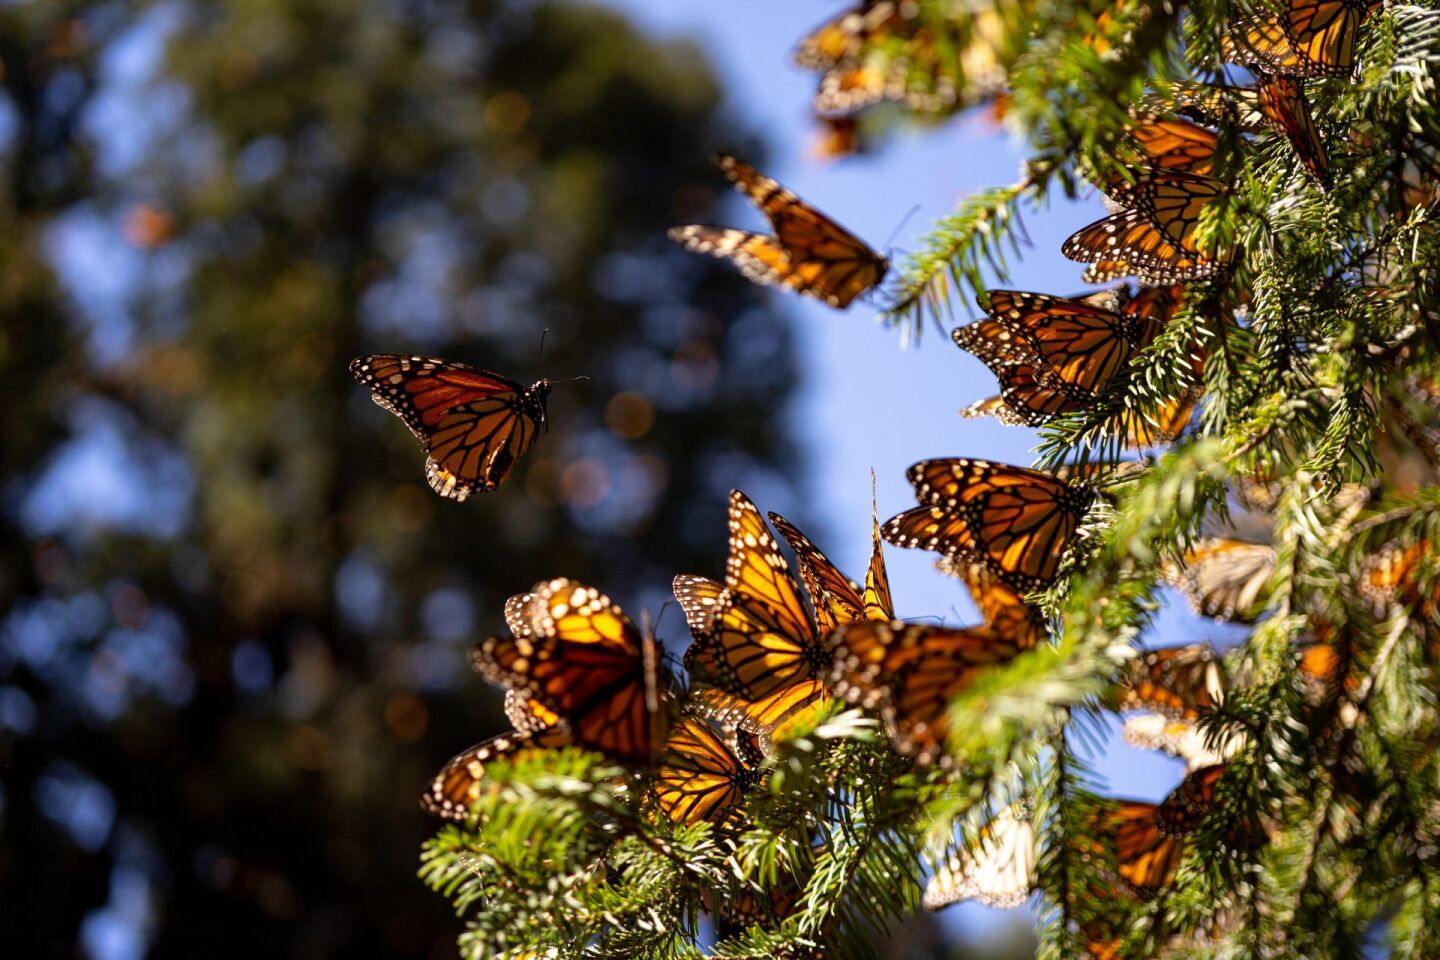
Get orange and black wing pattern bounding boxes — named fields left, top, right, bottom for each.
left=827, top=620, right=1021, bottom=764
left=942, top=558, right=1047, bottom=650
left=351, top=354, right=549, bottom=500
left=768, top=512, right=867, bottom=632
left=1062, top=172, right=1230, bottom=282
left=669, top=155, right=887, bottom=308
left=886, top=459, right=1094, bottom=592
left=1224, top=0, right=1372, bottom=78
left=471, top=578, right=669, bottom=766
left=1255, top=74, right=1331, bottom=189
left=1156, top=764, right=1228, bottom=836
left=652, top=712, right=765, bottom=825
left=1118, top=644, right=1226, bottom=720
left=1124, top=116, right=1219, bottom=176
left=1105, top=802, right=1185, bottom=892
left=1165, top=538, right=1277, bottom=623
left=421, top=725, right=573, bottom=820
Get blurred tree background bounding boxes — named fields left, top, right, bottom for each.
left=0, top=0, right=804, bottom=955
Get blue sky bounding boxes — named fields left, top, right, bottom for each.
left=596, top=0, right=1246, bottom=943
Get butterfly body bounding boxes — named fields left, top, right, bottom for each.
left=350, top=354, right=550, bottom=500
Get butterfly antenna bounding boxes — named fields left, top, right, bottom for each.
left=537, top=327, right=549, bottom=379
left=547, top=375, right=591, bottom=386
left=882, top=204, right=922, bottom=254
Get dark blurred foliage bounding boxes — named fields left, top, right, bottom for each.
left=0, top=1, right=803, bottom=956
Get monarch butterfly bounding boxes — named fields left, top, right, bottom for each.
left=1163, top=538, right=1277, bottom=623
left=704, top=870, right=804, bottom=927
left=1122, top=712, right=1239, bottom=771
left=1116, top=389, right=1200, bottom=447
left=1254, top=74, right=1331, bottom=189
left=669, top=155, right=887, bottom=308
left=936, top=557, right=1047, bottom=651
left=1357, top=539, right=1433, bottom=609
left=350, top=354, right=555, bottom=500
left=1157, top=764, right=1228, bottom=836
left=677, top=492, right=831, bottom=737
left=1062, top=171, right=1230, bottom=282
left=1092, top=801, right=1185, bottom=892
left=1124, top=116, right=1219, bottom=177
left=1118, top=644, right=1226, bottom=720
left=827, top=619, right=1022, bottom=764
left=793, top=1, right=904, bottom=113
left=884, top=459, right=1095, bottom=592
left=421, top=724, right=575, bottom=820
left=767, top=509, right=894, bottom=631
left=811, top=115, right=863, bottom=161
left=956, top=289, right=1164, bottom=400
left=470, top=578, right=670, bottom=766
left=651, top=711, right=766, bottom=825
left=924, top=803, right=1036, bottom=910
left=1224, top=0, right=1375, bottom=78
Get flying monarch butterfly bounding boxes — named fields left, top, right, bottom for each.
left=1163, top=538, right=1277, bottom=623
left=924, top=803, right=1036, bottom=910
left=1122, top=712, right=1240, bottom=771
left=793, top=1, right=904, bottom=113
left=767, top=509, right=894, bottom=632
left=884, top=459, right=1095, bottom=592
left=826, top=619, right=1022, bottom=764
left=1224, top=0, right=1376, bottom=78
left=651, top=711, right=766, bottom=825
left=470, top=578, right=670, bottom=767
left=936, top=557, right=1047, bottom=651
left=1157, top=764, right=1228, bottom=836
left=669, top=155, right=887, bottom=308
left=677, top=492, right=831, bottom=737
left=1062, top=171, right=1231, bottom=282
left=1092, top=801, right=1185, bottom=893
left=1118, top=644, right=1226, bottom=720
left=350, top=354, right=552, bottom=500
left=421, top=724, right=575, bottom=820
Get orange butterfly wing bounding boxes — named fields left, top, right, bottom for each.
left=351, top=354, right=548, bottom=499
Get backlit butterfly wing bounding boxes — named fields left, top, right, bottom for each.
left=472, top=578, right=669, bottom=765
left=793, top=1, right=894, bottom=70
left=721, top=154, right=888, bottom=307
left=1122, top=712, right=1238, bottom=770
left=350, top=354, right=549, bottom=500
left=686, top=586, right=829, bottom=705
left=980, top=290, right=1158, bottom=395
left=924, top=803, right=1036, bottom=910
left=724, top=491, right=816, bottom=639
left=939, top=559, right=1047, bottom=650
left=897, top=459, right=1094, bottom=591
left=1118, top=390, right=1199, bottom=447
left=883, top=505, right=981, bottom=561
left=1157, top=764, right=1227, bottom=836
left=652, top=712, right=763, bottom=825
left=1255, top=74, right=1330, bottom=189
left=666, top=227, right=794, bottom=289
left=1356, top=539, right=1429, bottom=607
left=767, top=512, right=867, bottom=632
left=1108, top=802, right=1184, bottom=892
left=1164, top=538, right=1277, bottom=623
left=1118, top=644, right=1226, bottom=720
left=1125, top=117, right=1218, bottom=176
left=1224, top=0, right=1370, bottom=78
left=828, top=620, right=1020, bottom=764
left=673, top=574, right=727, bottom=638
left=862, top=511, right=894, bottom=621
left=1063, top=173, right=1230, bottom=282
left=503, top=688, right=561, bottom=734
left=422, top=725, right=574, bottom=820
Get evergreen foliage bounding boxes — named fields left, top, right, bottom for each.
left=407, top=0, right=1440, bottom=957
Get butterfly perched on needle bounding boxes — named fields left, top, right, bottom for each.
left=669, top=154, right=888, bottom=308
left=1062, top=170, right=1231, bottom=283
left=651, top=709, right=767, bottom=826
left=1086, top=801, right=1186, bottom=893
left=883, top=459, right=1096, bottom=593
left=952, top=287, right=1172, bottom=426
left=924, top=802, right=1036, bottom=910
left=826, top=618, right=1023, bottom=765
left=1223, top=0, right=1378, bottom=78
left=423, top=578, right=671, bottom=819
left=936, top=557, right=1048, bottom=651
left=767, top=505, right=894, bottom=632
left=1163, top=538, right=1277, bottom=624
left=350, top=354, right=553, bottom=500
left=1117, top=643, right=1227, bottom=721
left=676, top=491, right=831, bottom=742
